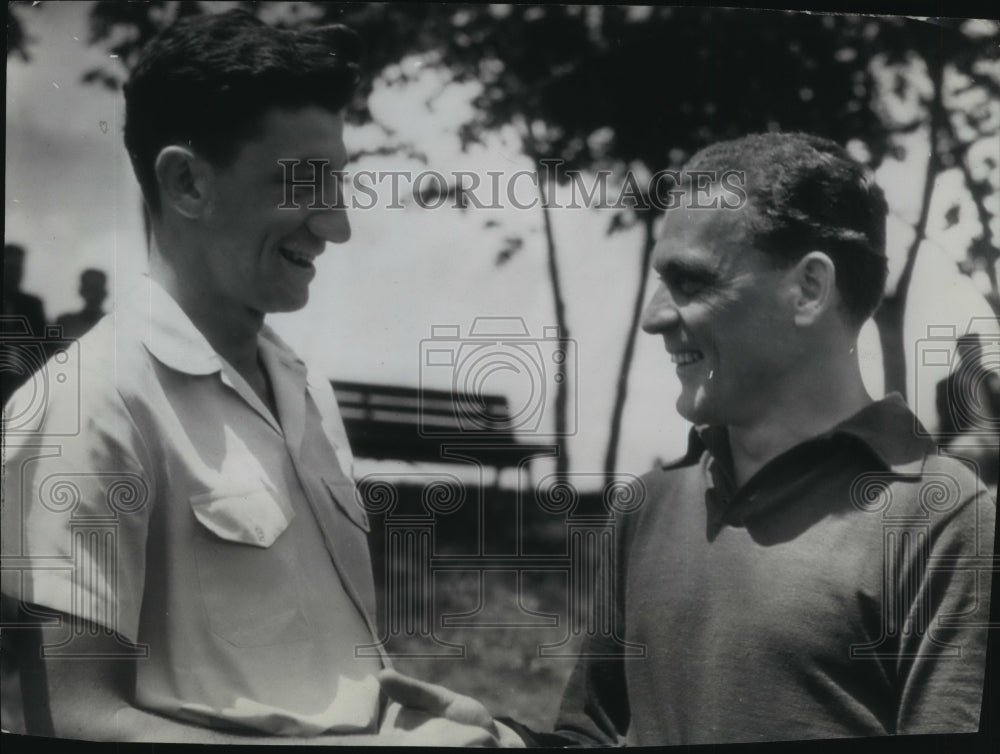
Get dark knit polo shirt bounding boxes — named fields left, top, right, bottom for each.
left=550, top=394, right=995, bottom=746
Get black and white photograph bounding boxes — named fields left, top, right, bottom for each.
left=2, top=2, right=998, bottom=751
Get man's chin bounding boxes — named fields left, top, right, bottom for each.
left=675, top=394, right=714, bottom=426
left=268, top=293, right=310, bottom=314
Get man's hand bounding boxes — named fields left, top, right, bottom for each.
left=378, top=668, right=525, bottom=747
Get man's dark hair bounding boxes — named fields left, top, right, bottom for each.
left=123, top=10, right=362, bottom=214
left=685, top=132, right=889, bottom=326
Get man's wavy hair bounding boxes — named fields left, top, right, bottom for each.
left=124, top=10, right=362, bottom=214
left=685, top=132, right=889, bottom=326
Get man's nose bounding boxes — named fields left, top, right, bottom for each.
left=641, top=284, right=681, bottom=333
left=306, top=206, right=351, bottom=244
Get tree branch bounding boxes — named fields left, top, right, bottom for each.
left=602, top=210, right=656, bottom=483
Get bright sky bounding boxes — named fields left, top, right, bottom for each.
left=6, top=2, right=998, bottom=487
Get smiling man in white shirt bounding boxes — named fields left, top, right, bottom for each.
left=1, top=11, right=494, bottom=745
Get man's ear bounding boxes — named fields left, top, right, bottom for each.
left=154, top=146, right=212, bottom=219
left=791, top=251, right=837, bottom=327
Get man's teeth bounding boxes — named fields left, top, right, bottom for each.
left=671, top=351, right=704, bottom=365
left=281, top=249, right=314, bottom=267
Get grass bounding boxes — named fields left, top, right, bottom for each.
left=387, top=571, right=584, bottom=731
left=364, top=483, right=603, bottom=732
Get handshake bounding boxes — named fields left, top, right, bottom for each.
left=377, top=669, right=527, bottom=747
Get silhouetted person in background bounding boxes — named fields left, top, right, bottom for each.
left=55, top=268, right=108, bottom=340
left=936, top=333, right=1000, bottom=489
left=2, top=245, right=47, bottom=335
left=2, top=243, right=49, bottom=406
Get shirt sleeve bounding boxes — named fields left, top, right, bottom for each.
left=551, top=637, right=631, bottom=745
left=2, top=365, right=155, bottom=645
left=895, top=482, right=996, bottom=734
left=550, top=488, right=641, bottom=746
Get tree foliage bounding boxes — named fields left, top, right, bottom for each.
left=13, top=2, right=998, bottom=474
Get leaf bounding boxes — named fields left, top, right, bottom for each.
left=495, top=237, right=524, bottom=267
left=944, top=204, right=961, bottom=228
left=606, top=211, right=633, bottom=236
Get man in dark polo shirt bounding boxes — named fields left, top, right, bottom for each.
left=551, top=133, right=996, bottom=745
left=380, top=133, right=996, bottom=746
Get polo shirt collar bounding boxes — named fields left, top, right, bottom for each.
left=829, top=392, right=934, bottom=472
left=666, top=393, right=934, bottom=476
left=132, top=276, right=222, bottom=376
left=258, top=326, right=309, bottom=444
left=131, top=276, right=311, bottom=382
left=259, top=325, right=308, bottom=377
left=669, top=395, right=936, bottom=539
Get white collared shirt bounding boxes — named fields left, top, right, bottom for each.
left=3, top=275, right=384, bottom=735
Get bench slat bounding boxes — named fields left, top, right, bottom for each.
left=331, top=381, right=525, bottom=468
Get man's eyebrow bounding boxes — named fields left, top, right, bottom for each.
left=655, top=257, right=716, bottom=279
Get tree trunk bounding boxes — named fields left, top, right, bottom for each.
left=534, top=157, right=572, bottom=476
left=874, top=56, right=945, bottom=401
left=603, top=211, right=656, bottom=484
left=942, top=117, right=1000, bottom=315
left=874, top=294, right=908, bottom=398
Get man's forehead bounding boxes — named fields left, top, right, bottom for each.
left=655, top=205, right=750, bottom=255
left=238, top=106, right=347, bottom=165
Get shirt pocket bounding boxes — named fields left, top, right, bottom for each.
left=189, top=487, right=292, bottom=547
left=189, top=487, right=311, bottom=647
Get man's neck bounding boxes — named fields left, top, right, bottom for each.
left=148, top=244, right=266, bottom=394
left=727, top=350, right=872, bottom=487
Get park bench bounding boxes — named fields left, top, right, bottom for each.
left=331, top=380, right=548, bottom=473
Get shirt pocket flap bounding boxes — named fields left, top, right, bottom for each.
left=189, top=487, right=292, bottom=548
left=323, top=477, right=370, bottom=533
